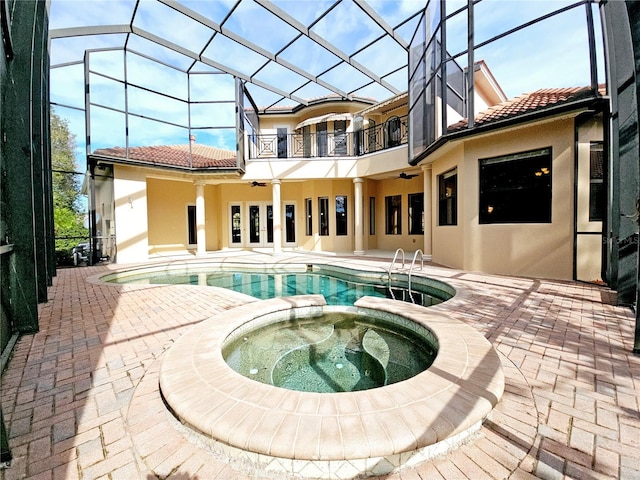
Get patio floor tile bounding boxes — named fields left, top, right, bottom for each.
left=1, top=252, right=639, bottom=479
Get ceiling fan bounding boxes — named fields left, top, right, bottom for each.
left=249, top=181, right=267, bottom=187
left=398, top=172, right=419, bottom=180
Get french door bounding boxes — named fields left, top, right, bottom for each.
left=229, top=202, right=296, bottom=248
left=247, top=202, right=273, bottom=247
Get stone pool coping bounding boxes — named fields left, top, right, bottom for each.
left=159, top=294, right=504, bottom=477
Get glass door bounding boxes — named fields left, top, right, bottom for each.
left=230, top=204, right=242, bottom=245
left=247, top=203, right=273, bottom=247
left=284, top=203, right=296, bottom=245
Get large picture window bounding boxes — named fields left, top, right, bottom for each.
left=439, top=169, right=457, bottom=226
left=408, top=193, right=424, bottom=234
left=479, top=148, right=552, bottom=224
left=319, top=197, right=329, bottom=236
left=336, top=195, right=347, bottom=235
left=385, top=195, right=402, bottom=234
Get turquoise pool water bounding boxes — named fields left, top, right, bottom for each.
left=223, top=311, right=437, bottom=393
left=107, top=268, right=450, bottom=306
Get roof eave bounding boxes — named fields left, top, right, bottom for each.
left=410, top=95, right=608, bottom=166
left=88, top=154, right=243, bottom=175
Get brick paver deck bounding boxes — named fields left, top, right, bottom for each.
left=1, top=252, right=638, bottom=480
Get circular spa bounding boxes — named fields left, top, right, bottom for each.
left=159, top=295, right=505, bottom=479
left=224, top=309, right=438, bottom=393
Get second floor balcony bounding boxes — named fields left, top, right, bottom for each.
left=249, top=115, right=408, bottom=160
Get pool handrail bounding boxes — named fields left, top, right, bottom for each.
left=387, top=248, right=405, bottom=300
left=388, top=248, right=405, bottom=277
left=408, top=249, right=424, bottom=295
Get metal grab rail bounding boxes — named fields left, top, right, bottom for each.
left=388, top=248, right=405, bottom=275
left=387, top=248, right=405, bottom=294
left=408, top=249, right=424, bottom=294
left=387, top=249, right=424, bottom=303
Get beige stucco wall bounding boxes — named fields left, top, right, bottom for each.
left=145, top=178, right=222, bottom=255
left=112, top=166, right=149, bottom=264
left=147, top=178, right=193, bottom=253
left=109, top=105, right=602, bottom=283
left=430, top=117, right=578, bottom=279
left=430, top=144, right=465, bottom=269
left=373, top=174, right=425, bottom=253
left=243, top=145, right=410, bottom=182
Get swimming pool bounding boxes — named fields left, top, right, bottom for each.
left=103, top=263, right=454, bottom=306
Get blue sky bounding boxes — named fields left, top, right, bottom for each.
left=48, top=0, right=605, bottom=165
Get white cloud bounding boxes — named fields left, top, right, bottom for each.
left=49, top=0, right=136, bottom=29
left=270, top=0, right=335, bottom=27
left=51, top=64, right=85, bottom=109
left=126, top=53, right=188, bottom=99
left=190, top=103, right=236, bottom=129
left=222, top=0, right=299, bottom=54
left=132, top=0, right=214, bottom=53
left=189, top=73, right=236, bottom=102
left=277, top=35, right=341, bottom=78
left=311, top=1, right=384, bottom=55
left=202, top=34, right=269, bottom=77
left=474, top=6, right=597, bottom=98
left=50, top=34, right=127, bottom=66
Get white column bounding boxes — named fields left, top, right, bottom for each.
left=353, top=177, right=364, bottom=255
left=195, top=180, right=206, bottom=256
left=271, top=179, right=282, bottom=254
left=422, top=165, right=433, bottom=261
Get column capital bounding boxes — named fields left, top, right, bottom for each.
left=194, top=180, right=206, bottom=187
left=420, top=164, right=433, bottom=172
left=271, top=178, right=281, bottom=185
left=353, top=177, right=364, bottom=184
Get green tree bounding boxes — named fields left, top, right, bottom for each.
left=51, top=109, right=88, bottom=261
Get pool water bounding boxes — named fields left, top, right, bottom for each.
left=109, top=270, right=446, bottom=306
left=222, top=311, right=437, bottom=393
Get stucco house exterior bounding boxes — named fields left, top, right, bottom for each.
left=87, top=61, right=606, bottom=284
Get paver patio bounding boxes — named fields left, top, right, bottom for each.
left=1, top=252, right=638, bottom=479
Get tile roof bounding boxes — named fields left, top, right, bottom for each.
left=448, top=86, right=604, bottom=132
left=91, top=143, right=237, bottom=169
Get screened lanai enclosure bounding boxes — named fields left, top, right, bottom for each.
left=42, top=0, right=639, bottom=343
left=50, top=0, right=607, bottom=151
left=48, top=0, right=609, bottom=261
left=3, top=0, right=640, bottom=462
